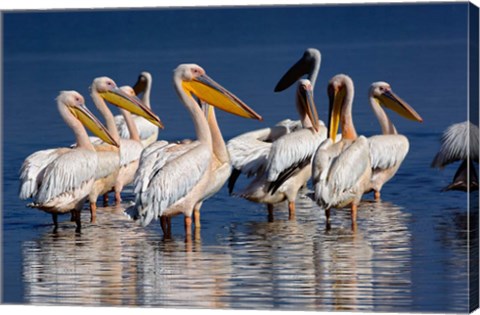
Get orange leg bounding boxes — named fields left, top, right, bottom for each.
left=193, top=205, right=201, bottom=228
left=90, top=202, right=97, bottom=223
left=184, top=215, right=192, bottom=243
left=374, top=190, right=381, bottom=201
left=351, top=203, right=358, bottom=230
left=115, top=191, right=122, bottom=206
left=288, top=201, right=296, bottom=220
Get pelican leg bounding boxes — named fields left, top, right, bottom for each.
left=351, top=203, right=358, bottom=230
left=160, top=215, right=170, bottom=238
left=52, top=213, right=59, bottom=232
left=114, top=190, right=122, bottom=206
left=374, top=190, right=381, bottom=201
left=325, top=208, right=331, bottom=230
left=267, top=204, right=274, bottom=222
left=167, top=217, right=172, bottom=236
left=103, top=193, right=109, bottom=206
left=70, top=210, right=76, bottom=222
left=288, top=201, right=296, bottom=220
left=193, top=202, right=202, bottom=228
left=184, top=215, right=192, bottom=243
left=90, top=202, right=97, bottom=223
left=74, top=210, right=82, bottom=233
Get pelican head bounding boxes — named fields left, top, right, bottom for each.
left=91, top=76, right=164, bottom=129
left=176, top=64, right=263, bottom=120
left=296, top=79, right=320, bottom=132
left=133, top=71, right=152, bottom=95
left=57, top=91, right=119, bottom=147
left=274, top=48, right=321, bottom=92
left=370, top=82, right=423, bottom=122
left=327, top=74, right=353, bottom=142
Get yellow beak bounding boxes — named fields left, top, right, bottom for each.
left=99, top=88, right=165, bottom=129
left=328, top=86, right=344, bottom=142
left=377, top=90, right=423, bottom=122
left=182, top=74, right=263, bottom=121
left=69, top=104, right=119, bottom=147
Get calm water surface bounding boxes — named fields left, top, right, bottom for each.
left=2, top=3, right=477, bottom=312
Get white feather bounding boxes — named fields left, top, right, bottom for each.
left=19, top=148, right=69, bottom=200
left=34, top=149, right=98, bottom=205
left=266, top=128, right=325, bottom=182
left=432, top=121, right=479, bottom=168
left=368, top=135, right=409, bottom=170
left=313, top=137, right=370, bottom=208
left=115, top=114, right=159, bottom=146
left=134, top=141, right=210, bottom=226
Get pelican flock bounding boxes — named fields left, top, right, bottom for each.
left=19, top=91, right=119, bottom=231
left=19, top=48, right=437, bottom=235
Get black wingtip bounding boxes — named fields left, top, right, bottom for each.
left=228, top=169, right=242, bottom=195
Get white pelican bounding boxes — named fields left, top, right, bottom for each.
left=312, top=74, right=372, bottom=229
left=227, top=48, right=324, bottom=219
left=229, top=79, right=325, bottom=219
left=19, top=91, right=119, bottom=231
left=431, top=121, right=479, bottom=191
left=133, top=64, right=262, bottom=239
left=365, top=82, right=423, bottom=200
left=89, top=77, right=163, bottom=215
left=114, top=72, right=159, bottom=147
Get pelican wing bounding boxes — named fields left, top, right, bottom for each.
left=313, top=137, right=370, bottom=207
left=266, top=128, right=324, bottom=182
left=19, top=148, right=70, bottom=199
left=119, top=138, right=144, bottom=166
left=34, top=149, right=97, bottom=204
left=134, top=141, right=211, bottom=226
left=368, top=134, right=409, bottom=170
left=94, top=146, right=120, bottom=179
left=431, top=121, right=479, bottom=168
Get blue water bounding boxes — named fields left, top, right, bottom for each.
left=2, top=3, right=477, bottom=312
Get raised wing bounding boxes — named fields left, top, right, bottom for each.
left=19, top=148, right=70, bottom=200
left=368, top=134, right=409, bottom=170
left=34, top=149, right=97, bottom=204
left=134, top=141, right=211, bottom=226
left=431, top=121, right=479, bottom=168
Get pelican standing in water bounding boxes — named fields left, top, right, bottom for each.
left=19, top=91, right=119, bottom=231
left=115, top=72, right=160, bottom=147
left=230, top=79, right=325, bottom=220
left=133, top=64, right=262, bottom=239
left=227, top=48, right=324, bottom=219
left=312, top=74, right=372, bottom=229
left=366, top=82, right=423, bottom=200
left=431, top=121, right=479, bottom=191
left=89, top=77, right=163, bottom=215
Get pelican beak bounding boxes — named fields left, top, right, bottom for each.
left=274, top=55, right=311, bottom=92
left=100, top=88, right=165, bottom=129
left=377, top=90, right=423, bottom=122
left=299, top=84, right=320, bottom=132
left=182, top=74, right=263, bottom=121
left=69, top=104, right=119, bottom=147
left=328, top=85, right=344, bottom=142
left=133, top=74, right=147, bottom=95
